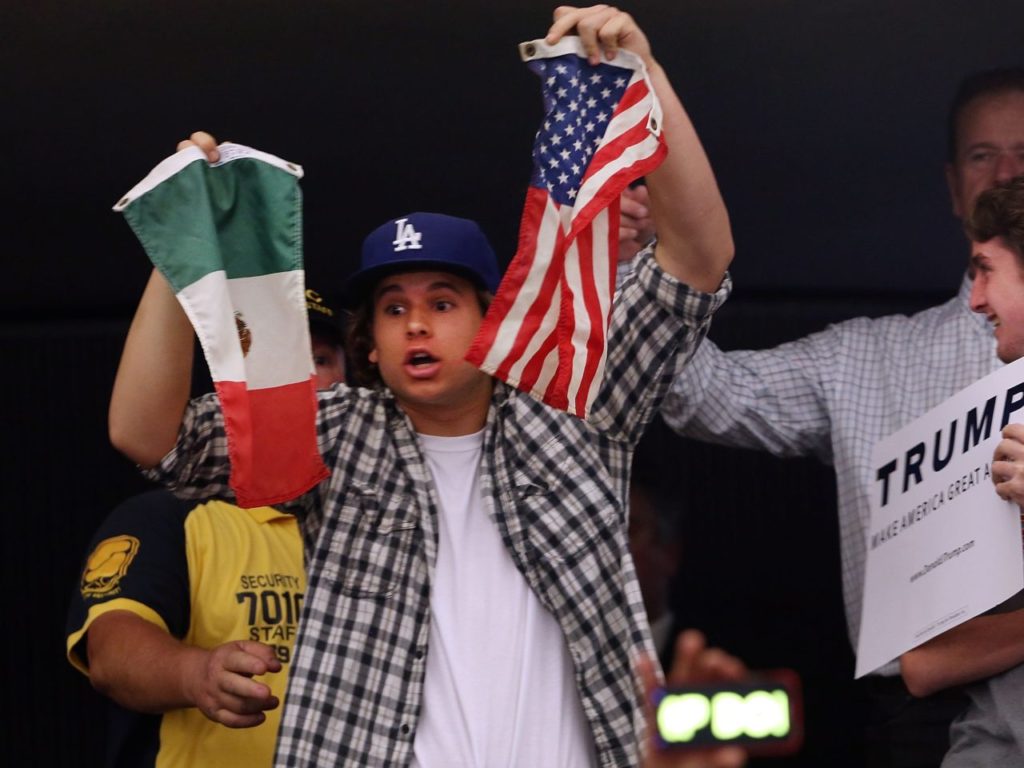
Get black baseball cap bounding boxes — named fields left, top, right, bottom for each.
left=305, top=287, right=345, bottom=343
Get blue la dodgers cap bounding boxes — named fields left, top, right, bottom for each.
left=344, top=212, right=501, bottom=306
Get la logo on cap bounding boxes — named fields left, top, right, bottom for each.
left=392, top=218, right=423, bottom=252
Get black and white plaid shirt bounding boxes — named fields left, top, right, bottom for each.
left=147, top=249, right=730, bottom=767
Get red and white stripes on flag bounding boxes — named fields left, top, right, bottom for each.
left=466, top=36, right=666, bottom=419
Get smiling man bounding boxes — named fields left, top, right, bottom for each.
left=968, top=188, right=1024, bottom=363
left=901, top=174, right=1024, bottom=767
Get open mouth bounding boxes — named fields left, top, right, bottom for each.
left=406, top=350, right=438, bottom=367
left=403, top=349, right=441, bottom=380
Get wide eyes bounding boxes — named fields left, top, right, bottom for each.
left=380, top=298, right=456, bottom=316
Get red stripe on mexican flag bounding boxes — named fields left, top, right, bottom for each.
left=114, top=143, right=328, bottom=507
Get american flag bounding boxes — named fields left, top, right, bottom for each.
left=466, top=36, right=666, bottom=419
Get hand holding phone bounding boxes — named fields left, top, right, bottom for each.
left=637, top=630, right=803, bottom=768
left=652, top=670, right=803, bottom=757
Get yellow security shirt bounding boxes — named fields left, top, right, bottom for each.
left=67, top=491, right=304, bottom=768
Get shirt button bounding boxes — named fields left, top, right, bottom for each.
left=400, top=723, right=411, bottom=736
left=415, top=648, right=425, bottom=659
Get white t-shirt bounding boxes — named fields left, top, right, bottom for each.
left=411, top=430, right=596, bottom=768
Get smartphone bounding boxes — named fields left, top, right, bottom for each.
left=651, top=669, right=803, bottom=756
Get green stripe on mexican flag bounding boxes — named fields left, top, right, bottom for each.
left=114, top=143, right=328, bottom=508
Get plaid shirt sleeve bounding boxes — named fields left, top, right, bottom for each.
left=589, top=246, right=731, bottom=444
left=142, top=392, right=234, bottom=502
left=142, top=386, right=359, bottom=516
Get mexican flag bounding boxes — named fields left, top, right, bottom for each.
left=114, top=143, right=329, bottom=508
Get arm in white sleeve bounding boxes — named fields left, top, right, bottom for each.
left=660, top=331, right=837, bottom=462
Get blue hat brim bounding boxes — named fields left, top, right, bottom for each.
left=343, top=259, right=494, bottom=308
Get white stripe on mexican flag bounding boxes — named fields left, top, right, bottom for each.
left=115, top=142, right=328, bottom=508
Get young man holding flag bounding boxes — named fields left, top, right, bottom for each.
left=108, top=6, right=734, bottom=766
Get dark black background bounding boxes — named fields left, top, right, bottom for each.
left=4, top=1, right=1022, bottom=765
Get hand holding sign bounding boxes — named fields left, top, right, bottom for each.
left=993, top=423, right=1024, bottom=502
left=856, top=357, right=1024, bottom=677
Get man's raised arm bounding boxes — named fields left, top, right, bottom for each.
left=545, top=5, right=733, bottom=292
left=109, top=133, right=222, bottom=469
left=108, top=268, right=195, bottom=468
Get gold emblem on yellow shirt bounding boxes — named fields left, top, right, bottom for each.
left=81, top=535, right=141, bottom=597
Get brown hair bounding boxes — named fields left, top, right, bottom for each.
left=344, top=287, right=493, bottom=388
left=965, top=174, right=1024, bottom=264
